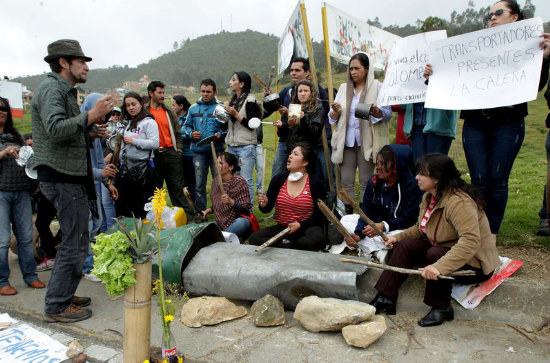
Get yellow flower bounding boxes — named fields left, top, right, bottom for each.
left=165, top=299, right=172, bottom=303
left=152, top=188, right=167, bottom=228
left=143, top=360, right=150, bottom=363
left=164, top=315, right=174, bottom=323
left=178, top=357, right=183, bottom=363
left=163, top=360, right=168, bottom=363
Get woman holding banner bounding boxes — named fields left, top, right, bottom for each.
left=328, top=52, right=392, bottom=211
left=425, top=0, right=550, bottom=241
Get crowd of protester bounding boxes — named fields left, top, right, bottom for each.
left=1, top=0, right=549, bottom=327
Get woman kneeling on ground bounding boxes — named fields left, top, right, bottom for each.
left=201, top=152, right=252, bottom=239
left=250, top=142, right=327, bottom=250
left=370, top=153, right=500, bottom=327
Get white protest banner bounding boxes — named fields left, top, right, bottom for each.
left=377, top=31, right=447, bottom=106
left=425, top=17, right=544, bottom=110
left=278, top=1, right=308, bottom=75
left=324, top=3, right=401, bottom=71
left=0, top=80, right=24, bottom=117
left=0, top=323, right=67, bottom=361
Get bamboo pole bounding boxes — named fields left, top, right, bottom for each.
left=210, top=141, right=224, bottom=195
left=340, top=258, right=476, bottom=281
left=321, top=4, right=341, bottom=194
left=317, top=199, right=358, bottom=247
left=255, top=227, right=291, bottom=252
left=261, top=151, right=267, bottom=193
left=300, top=2, right=333, bottom=191
left=339, top=189, right=388, bottom=241
left=123, top=262, right=152, bottom=362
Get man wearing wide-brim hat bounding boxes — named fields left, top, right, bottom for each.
left=32, top=39, right=113, bottom=323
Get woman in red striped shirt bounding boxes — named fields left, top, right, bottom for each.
left=250, top=142, right=327, bottom=250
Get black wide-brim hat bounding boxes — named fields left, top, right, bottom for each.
left=43, top=39, right=92, bottom=63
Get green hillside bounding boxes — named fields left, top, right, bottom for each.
left=14, top=30, right=328, bottom=94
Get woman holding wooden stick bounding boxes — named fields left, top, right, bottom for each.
left=370, top=153, right=500, bottom=327
left=200, top=152, right=252, bottom=239
left=249, top=142, right=327, bottom=250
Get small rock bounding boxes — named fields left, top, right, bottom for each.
left=293, top=296, right=376, bottom=332
left=342, top=315, right=387, bottom=348
left=71, top=353, right=87, bottom=363
left=180, top=296, right=248, bottom=328
left=66, top=340, right=83, bottom=358
left=251, top=295, right=285, bottom=327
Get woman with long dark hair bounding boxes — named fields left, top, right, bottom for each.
left=287, top=79, right=324, bottom=154
left=0, top=97, right=45, bottom=295
left=200, top=152, right=252, bottom=239
left=114, top=92, right=159, bottom=218
left=329, top=52, right=392, bottom=211
left=424, top=1, right=550, bottom=242
left=370, top=153, right=500, bottom=327
left=224, top=71, right=263, bottom=204
left=250, top=142, right=327, bottom=251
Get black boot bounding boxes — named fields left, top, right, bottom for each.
left=417, top=305, right=454, bottom=327
left=369, top=292, right=396, bottom=315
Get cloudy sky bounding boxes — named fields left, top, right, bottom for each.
left=1, top=0, right=548, bottom=79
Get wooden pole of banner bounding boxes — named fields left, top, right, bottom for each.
left=321, top=4, right=341, bottom=195
left=274, top=79, right=280, bottom=152
left=300, top=1, right=334, bottom=192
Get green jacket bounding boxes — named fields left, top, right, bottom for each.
left=144, top=102, right=183, bottom=152
left=31, top=72, right=89, bottom=176
left=403, top=104, right=458, bottom=139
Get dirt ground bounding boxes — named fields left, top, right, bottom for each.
left=498, top=245, right=550, bottom=282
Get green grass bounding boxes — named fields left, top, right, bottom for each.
left=14, top=86, right=550, bottom=248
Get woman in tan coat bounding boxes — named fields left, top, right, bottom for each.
left=370, top=153, right=500, bottom=327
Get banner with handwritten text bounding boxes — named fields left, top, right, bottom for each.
left=425, top=17, right=544, bottom=110
left=377, top=31, right=447, bottom=106
left=325, top=4, right=401, bottom=71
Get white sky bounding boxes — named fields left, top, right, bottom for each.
left=1, top=0, right=548, bottom=79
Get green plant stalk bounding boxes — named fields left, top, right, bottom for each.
left=155, top=226, right=171, bottom=347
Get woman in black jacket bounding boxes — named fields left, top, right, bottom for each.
left=249, top=142, right=327, bottom=250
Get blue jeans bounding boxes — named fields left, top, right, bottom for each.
left=229, top=144, right=256, bottom=204
left=100, top=183, right=116, bottom=233
left=271, top=141, right=288, bottom=178
left=224, top=217, right=251, bottom=239
left=254, top=144, right=264, bottom=192
left=83, top=198, right=102, bottom=274
left=410, top=124, right=453, bottom=161
left=0, top=190, right=38, bottom=286
left=462, top=120, right=525, bottom=234
left=539, top=131, right=550, bottom=219
left=40, top=182, right=90, bottom=314
left=193, top=152, right=217, bottom=211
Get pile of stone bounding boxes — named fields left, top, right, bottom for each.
left=180, top=295, right=385, bottom=348
left=294, top=296, right=387, bottom=348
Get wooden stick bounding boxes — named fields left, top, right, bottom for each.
left=252, top=74, right=268, bottom=91
left=108, top=133, right=124, bottom=185
left=210, top=141, right=224, bottom=195
left=255, top=227, right=291, bottom=252
left=340, top=258, right=476, bottom=280
left=317, top=199, right=358, bottom=247
left=183, top=188, right=200, bottom=215
left=261, top=151, right=267, bottom=193
left=340, top=189, right=388, bottom=241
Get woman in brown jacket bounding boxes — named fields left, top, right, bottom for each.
left=370, top=153, right=500, bottom=327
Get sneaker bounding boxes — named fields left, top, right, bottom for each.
left=45, top=304, right=92, bottom=323
left=537, top=219, right=550, bottom=236
left=36, top=258, right=54, bottom=272
left=83, top=273, right=101, bottom=282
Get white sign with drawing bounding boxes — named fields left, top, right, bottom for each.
left=324, top=3, right=401, bottom=71
left=425, top=17, right=545, bottom=110
left=377, top=30, right=447, bottom=106
left=278, top=1, right=308, bottom=75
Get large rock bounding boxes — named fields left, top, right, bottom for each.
left=180, top=296, right=248, bottom=328
left=251, top=295, right=285, bottom=327
left=293, top=296, right=376, bottom=332
left=342, top=315, right=387, bottom=348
